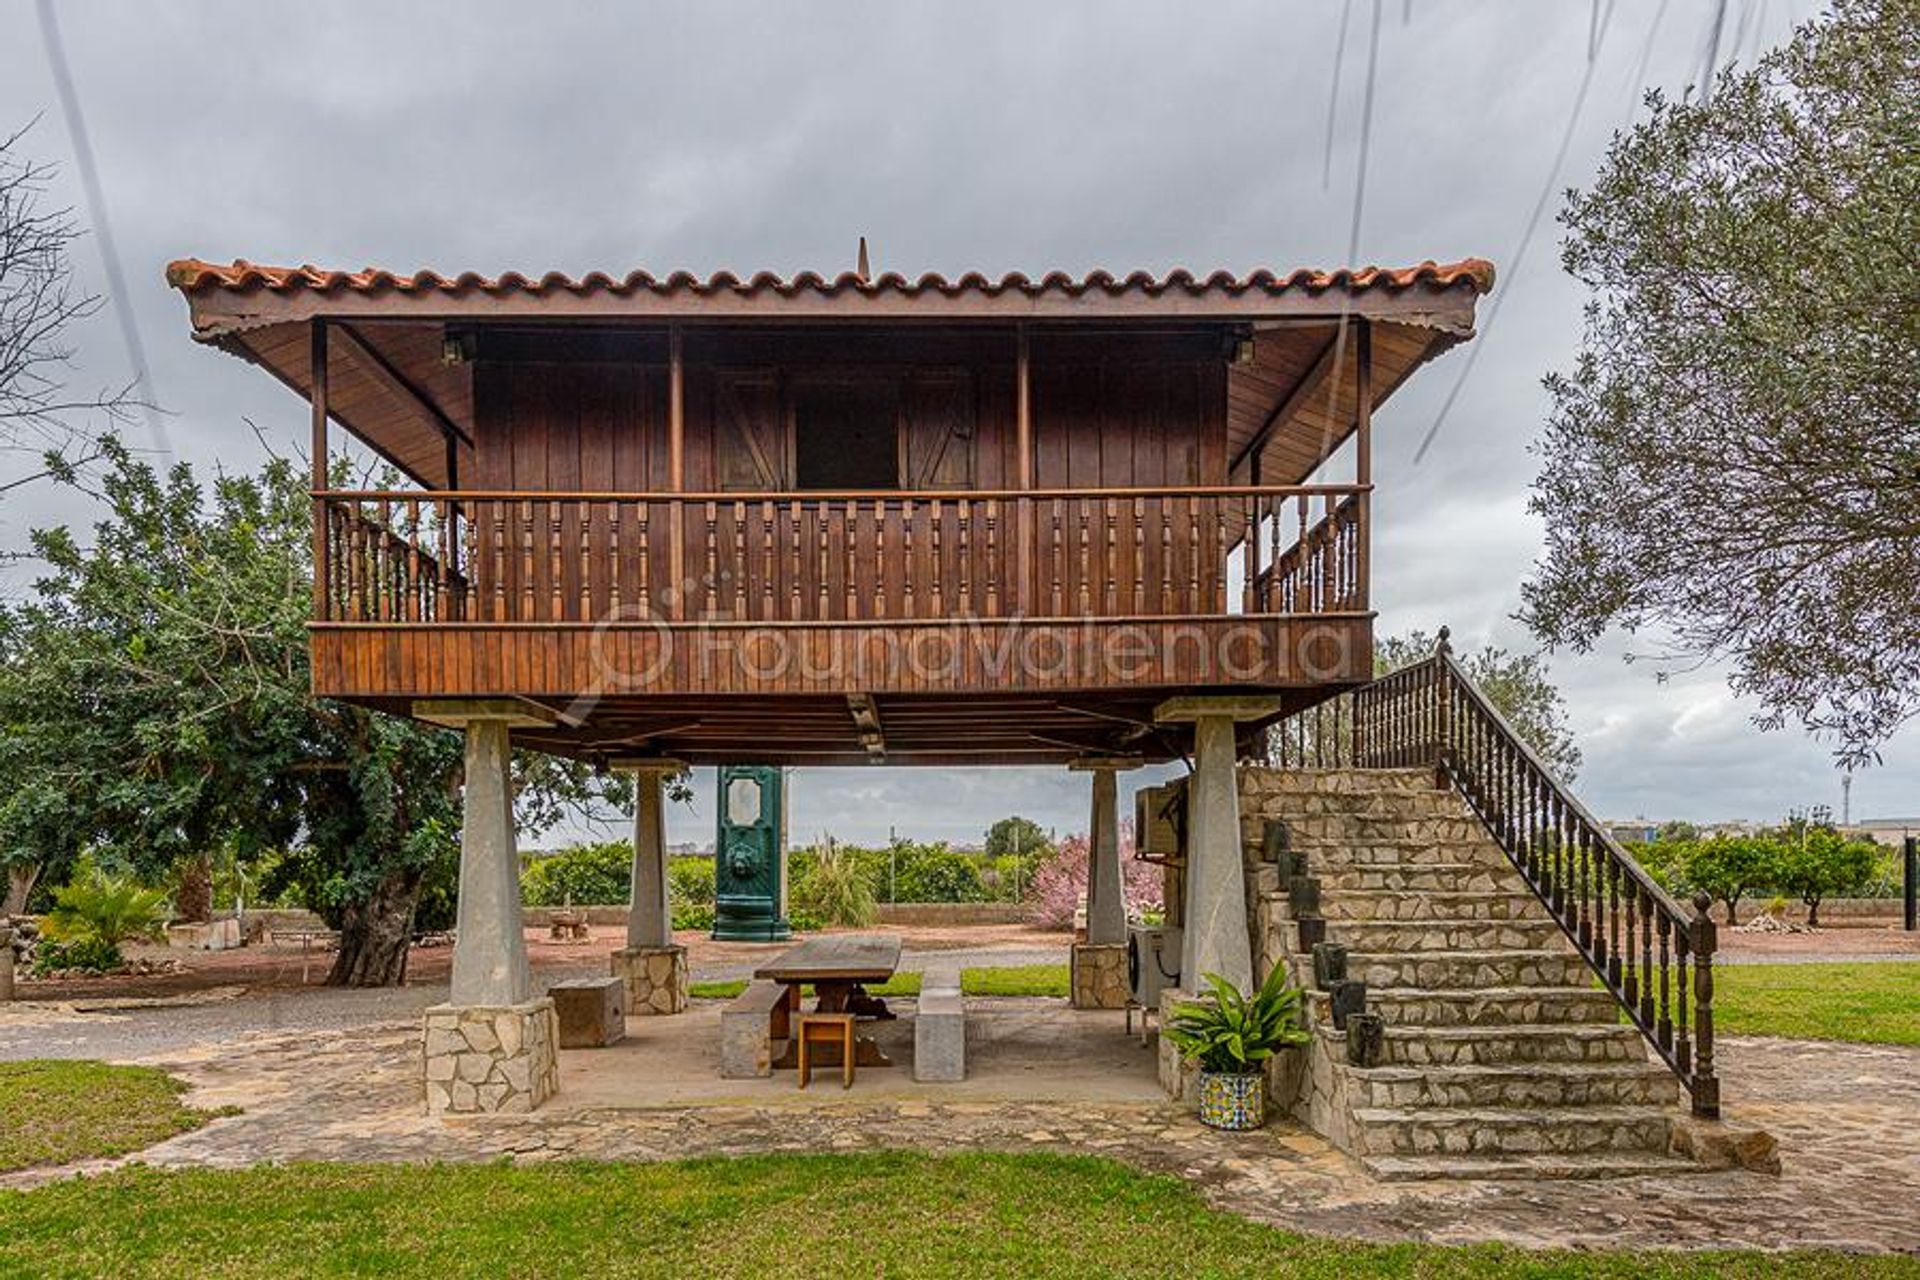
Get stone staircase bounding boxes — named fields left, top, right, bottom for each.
left=1244, top=767, right=1693, bottom=1181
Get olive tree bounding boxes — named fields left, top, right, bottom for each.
left=1522, top=0, right=1920, bottom=766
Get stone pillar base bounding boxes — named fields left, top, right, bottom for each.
left=1070, top=942, right=1130, bottom=1010
left=1156, top=986, right=1201, bottom=1103
left=610, top=944, right=689, bottom=1016
left=424, top=999, right=558, bottom=1115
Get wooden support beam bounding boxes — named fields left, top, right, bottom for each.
left=333, top=322, right=473, bottom=451
left=668, top=325, right=686, bottom=490
left=1015, top=324, right=1032, bottom=488
left=1355, top=318, right=1373, bottom=606
left=310, top=320, right=329, bottom=619
left=1228, top=329, right=1342, bottom=478
left=846, top=693, right=887, bottom=759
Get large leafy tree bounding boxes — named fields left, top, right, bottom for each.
left=0, top=444, right=625, bottom=984
left=1521, top=0, right=1920, bottom=766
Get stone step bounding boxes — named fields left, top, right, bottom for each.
left=1241, top=768, right=1435, bottom=797
left=1346, top=1062, right=1682, bottom=1110
left=1342, top=949, right=1592, bottom=990
left=1282, top=838, right=1514, bottom=869
left=1361, top=1151, right=1698, bottom=1182
left=1323, top=917, right=1567, bottom=952
left=1349, top=1105, right=1674, bottom=1158
left=1316, top=863, right=1515, bottom=893
left=1308, top=986, right=1622, bottom=1027
left=1279, top=815, right=1487, bottom=845
left=1240, top=791, right=1469, bottom=822
left=1329, top=1023, right=1651, bottom=1067
left=1307, top=890, right=1550, bottom=923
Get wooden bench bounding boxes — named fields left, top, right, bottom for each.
left=720, top=980, right=798, bottom=1078
left=914, top=963, right=966, bottom=1082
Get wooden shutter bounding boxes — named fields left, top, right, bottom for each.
left=901, top=370, right=975, bottom=490
left=715, top=371, right=789, bottom=490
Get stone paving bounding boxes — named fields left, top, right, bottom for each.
left=3, top=1007, right=1916, bottom=1256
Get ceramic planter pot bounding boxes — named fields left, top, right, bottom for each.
left=1197, top=1069, right=1265, bottom=1131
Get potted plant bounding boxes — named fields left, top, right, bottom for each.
left=1164, top=964, right=1311, bottom=1131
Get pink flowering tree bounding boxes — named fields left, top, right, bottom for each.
left=1029, top=821, right=1163, bottom=928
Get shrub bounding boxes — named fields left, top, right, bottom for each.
left=668, top=856, right=715, bottom=931
left=522, top=842, right=632, bottom=907
left=31, top=936, right=124, bottom=976
left=890, top=842, right=989, bottom=904
left=1028, top=830, right=1163, bottom=928
left=792, top=840, right=877, bottom=928
left=43, top=865, right=168, bottom=949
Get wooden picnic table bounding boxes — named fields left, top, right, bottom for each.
left=754, top=935, right=902, bottom=1069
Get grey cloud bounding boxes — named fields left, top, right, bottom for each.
left=3, top=0, right=1898, bottom=846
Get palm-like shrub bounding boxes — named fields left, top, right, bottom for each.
left=44, top=866, right=170, bottom=953
left=1163, top=965, right=1311, bottom=1075
left=793, top=840, right=877, bottom=928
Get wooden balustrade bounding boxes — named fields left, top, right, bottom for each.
left=1269, top=635, right=1721, bottom=1118
left=312, top=485, right=1369, bottom=626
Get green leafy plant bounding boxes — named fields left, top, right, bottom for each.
left=43, top=865, right=169, bottom=950
left=792, top=839, right=877, bottom=928
left=522, top=841, right=632, bottom=907
left=1163, top=965, right=1311, bottom=1075
left=31, top=936, right=124, bottom=976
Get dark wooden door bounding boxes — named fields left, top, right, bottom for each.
left=901, top=370, right=975, bottom=490
left=715, top=371, right=790, bottom=490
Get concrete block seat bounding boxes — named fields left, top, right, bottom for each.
left=914, top=964, right=966, bottom=1083
left=549, top=976, right=625, bottom=1048
left=720, top=980, right=797, bottom=1079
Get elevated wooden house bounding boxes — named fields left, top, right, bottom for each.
left=167, top=255, right=1547, bottom=1123
left=167, top=257, right=1492, bottom=767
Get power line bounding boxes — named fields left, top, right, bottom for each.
left=1699, top=0, right=1730, bottom=101
left=1315, top=0, right=1384, bottom=463
left=1412, top=3, right=1618, bottom=465
left=1322, top=1, right=1355, bottom=190
left=35, top=0, right=170, bottom=455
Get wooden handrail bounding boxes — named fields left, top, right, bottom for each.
left=1270, top=638, right=1721, bottom=1118
left=312, top=483, right=1371, bottom=627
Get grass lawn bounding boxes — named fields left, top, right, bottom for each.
left=688, top=963, right=1070, bottom=1002
left=4, top=1152, right=1913, bottom=1279
left=0, top=1060, right=228, bottom=1174
left=1711, top=961, right=1920, bottom=1045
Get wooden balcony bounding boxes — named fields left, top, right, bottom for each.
left=310, top=483, right=1372, bottom=761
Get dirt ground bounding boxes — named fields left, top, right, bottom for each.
left=12, top=922, right=1074, bottom=1004
left=1717, top=921, right=1920, bottom=961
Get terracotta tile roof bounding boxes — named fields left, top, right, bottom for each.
left=166, top=258, right=1495, bottom=299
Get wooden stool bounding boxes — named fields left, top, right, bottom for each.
left=796, top=1012, right=857, bottom=1090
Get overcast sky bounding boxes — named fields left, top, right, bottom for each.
left=1, top=0, right=1911, bottom=850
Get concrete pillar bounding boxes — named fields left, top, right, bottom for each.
left=413, top=700, right=561, bottom=1115
left=610, top=757, right=691, bottom=1017
left=1086, top=767, right=1124, bottom=943
left=451, top=716, right=530, bottom=1007
left=1154, top=696, right=1281, bottom=996
left=1069, top=756, right=1139, bottom=1009
left=622, top=763, right=678, bottom=950
left=1182, top=714, right=1251, bottom=992
left=1070, top=757, right=1138, bottom=945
